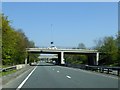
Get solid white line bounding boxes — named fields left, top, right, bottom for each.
left=66, top=75, right=71, bottom=79
left=17, top=66, right=37, bottom=90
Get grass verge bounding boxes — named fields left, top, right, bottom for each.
left=0, top=69, right=17, bottom=77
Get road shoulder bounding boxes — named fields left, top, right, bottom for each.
left=2, top=65, right=35, bottom=88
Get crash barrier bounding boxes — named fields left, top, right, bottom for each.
left=85, top=65, right=120, bottom=76
left=65, top=64, right=120, bottom=76
left=1, top=64, right=26, bottom=72
left=2, top=66, right=16, bottom=72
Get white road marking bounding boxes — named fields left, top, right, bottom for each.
left=17, top=66, right=37, bottom=90
left=57, top=71, right=60, bottom=73
left=53, top=69, right=54, bottom=70
left=66, top=75, right=71, bottom=79
left=58, top=66, right=118, bottom=80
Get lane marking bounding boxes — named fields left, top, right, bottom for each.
left=58, top=66, right=118, bottom=80
left=66, top=75, right=71, bottom=79
left=57, top=71, right=60, bottom=73
left=17, top=66, right=37, bottom=89
left=53, top=69, right=54, bottom=70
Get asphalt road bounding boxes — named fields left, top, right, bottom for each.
left=2, top=65, right=35, bottom=89
left=18, top=61, right=119, bottom=89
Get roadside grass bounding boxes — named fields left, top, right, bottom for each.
left=0, top=69, right=17, bottom=77
left=0, top=65, right=14, bottom=68
left=2, top=65, right=13, bottom=68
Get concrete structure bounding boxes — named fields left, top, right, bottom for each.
left=26, top=48, right=100, bottom=65
left=39, top=55, right=58, bottom=59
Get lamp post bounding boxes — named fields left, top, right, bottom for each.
left=51, top=24, right=54, bottom=47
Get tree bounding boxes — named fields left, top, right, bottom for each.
left=65, top=43, right=88, bottom=65
left=94, top=38, right=103, bottom=50
left=94, top=36, right=118, bottom=66
left=117, top=31, right=120, bottom=66
left=27, top=41, right=40, bottom=63
left=77, top=43, right=86, bottom=49
left=2, top=14, right=39, bottom=65
left=65, top=54, right=88, bottom=65
left=0, top=14, right=2, bottom=65
left=2, top=15, right=17, bottom=65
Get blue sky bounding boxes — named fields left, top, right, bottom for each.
left=2, top=2, right=118, bottom=48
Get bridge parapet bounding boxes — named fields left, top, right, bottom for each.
left=26, top=48, right=98, bottom=53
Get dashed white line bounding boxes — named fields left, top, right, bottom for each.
left=66, top=75, right=71, bottom=79
left=17, top=66, right=37, bottom=90
left=59, top=66, right=118, bottom=80
left=52, top=69, right=54, bottom=70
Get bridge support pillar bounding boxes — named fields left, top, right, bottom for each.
left=61, top=52, right=65, bottom=65
left=25, top=58, right=27, bottom=65
left=27, top=54, right=29, bottom=64
left=96, top=52, right=99, bottom=65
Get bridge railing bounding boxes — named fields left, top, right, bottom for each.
left=65, top=64, right=120, bottom=76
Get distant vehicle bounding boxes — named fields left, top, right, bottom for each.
left=46, top=60, right=52, bottom=63
left=52, top=60, right=56, bottom=64
left=30, top=62, right=37, bottom=66
left=47, top=46, right=57, bottom=49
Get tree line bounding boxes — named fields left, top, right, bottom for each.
left=65, top=33, right=120, bottom=66
left=1, top=14, right=39, bottom=65
left=94, top=35, right=119, bottom=66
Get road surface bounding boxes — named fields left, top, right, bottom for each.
left=17, top=61, right=118, bottom=89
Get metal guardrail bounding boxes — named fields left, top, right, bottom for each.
left=1, top=66, right=16, bottom=72
left=85, top=65, right=120, bottom=76
left=66, top=64, right=120, bottom=76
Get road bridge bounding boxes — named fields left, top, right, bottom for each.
left=26, top=48, right=100, bottom=65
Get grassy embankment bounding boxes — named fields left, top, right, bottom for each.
left=0, top=65, right=17, bottom=77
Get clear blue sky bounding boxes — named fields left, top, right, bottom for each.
left=2, top=2, right=118, bottom=48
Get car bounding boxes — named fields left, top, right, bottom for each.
left=30, top=62, right=37, bottom=66
left=47, top=46, right=57, bottom=49
left=52, top=60, right=56, bottom=64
